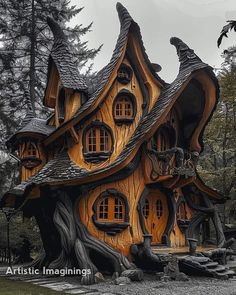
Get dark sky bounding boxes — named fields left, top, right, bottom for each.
left=71, top=0, right=236, bottom=82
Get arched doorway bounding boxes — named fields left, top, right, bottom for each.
left=142, top=191, right=169, bottom=244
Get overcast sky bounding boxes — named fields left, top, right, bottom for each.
left=70, top=0, right=236, bottom=83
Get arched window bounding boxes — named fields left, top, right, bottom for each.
left=83, top=122, right=113, bottom=162
left=92, top=189, right=129, bottom=235
left=26, top=142, right=37, bottom=157
left=115, top=96, right=133, bottom=119
left=20, top=141, right=41, bottom=169
left=158, top=130, right=169, bottom=152
left=117, top=63, right=133, bottom=84
left=142, top=199, right=149, bottom=219
left=156, top=199, right=163, bottom=219
left=97, top=196, right=125, bottom=222
left=154, top=124, right=176, bottom=152
left=113, top=90, right=136, bottom=124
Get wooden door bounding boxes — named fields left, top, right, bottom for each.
left=143, top=192, right=169, bottom=244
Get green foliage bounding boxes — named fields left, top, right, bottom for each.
left=198, top=52, right=236, bottom=224
left=0, top=0, right=101, bottom=197
left=0, top=211, right=42, bottom=251
left=218, top=20, right=236, bottom=47
left=0, top=277, right=65, bottom=295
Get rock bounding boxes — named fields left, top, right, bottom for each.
left=121, top=269, right=144, bottom=281
left=156, top=272, right=164, bottom=281
left=112, top=272, right=119, bottom=280
left=114, top=276, right=131, bottom=285
left=164, top=256, right=182, bottom=279
left=175, top=272, right=189, bottom=281
left=161, top=275, right=171, bottom=282
left=94, top=272, right=105, bottom=283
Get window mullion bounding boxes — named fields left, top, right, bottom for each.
left=96, top=128, right=101, bottom=152
left=108, top=197, right=114, bottom=222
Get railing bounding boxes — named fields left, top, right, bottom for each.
left=147, top=147, right=198, bottom=181
left=0, top=247, right=16, bottom=264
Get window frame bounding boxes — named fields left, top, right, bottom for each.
left=92, top=189, right=130, bottom=236
left=58, top=88, right=66, bottom=124
left=82, top=121, right=114, bottom=163
left=113, top=89, right=137, bottom=125
left=19, top=141, right=42, bottom=170
left=117, top=63, right=133, bottom=84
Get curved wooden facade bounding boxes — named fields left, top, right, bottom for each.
left=1, top=3, right=227, bottom=281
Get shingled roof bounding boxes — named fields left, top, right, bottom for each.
left=6, top=88, right=55, bottom=150
left=45, top=17, right=88, bottom=93
left=43, top=3, right=166, bottom=142
left=2, top=5, right=220, bottom=202
left=3, top=36, right=219, bottom=201
left=6, top=118, right=55, bottom=150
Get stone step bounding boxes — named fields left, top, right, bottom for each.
left=211, top=265, right=229, bottom=273
left=189, top=256, right=211, bottom=264
left=214, top=270, right=235, bottom=279
left=205, top=262, right=219, bottom=268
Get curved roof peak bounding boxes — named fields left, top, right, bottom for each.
left=170, top=37, right=205, bottom=71
left=45, top=17, right=87, bottom=92
left=116, top=2, right=133, bottom=24
left=47, top=17, right=66, bottom=41
left=20, top=88, right=35, bottom=129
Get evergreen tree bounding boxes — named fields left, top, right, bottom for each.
left=218, top=20, right=236, bottom=47
left=0, top=0, right=101, bottom=149
left=198, top=50, right=236, bottom=224
left=0, top=0, right=101, bottom=195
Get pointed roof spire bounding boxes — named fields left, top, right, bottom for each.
left=47, top=17, right=67, bottom=41
left=20, top=88, right=35, bottom=129
left=170, top=37, right=206, bottom=72
left=116, top=2, right=133, bottom=25
left=45, top=17, right=87, bottom=92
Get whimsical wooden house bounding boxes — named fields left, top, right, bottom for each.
left=1, top=3, right=231, bottom=282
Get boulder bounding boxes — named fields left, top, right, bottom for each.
left=121, top=269, right=144, bottom=281
left=94, top=272, right=105, bottom=283
left=114, top=276, right=131, bottom=285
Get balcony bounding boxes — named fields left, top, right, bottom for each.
left=146, top=147, right=198, bottom=181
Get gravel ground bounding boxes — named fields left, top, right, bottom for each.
left=1, top=266, right=236, bottom=295
left=67, top=274, right=236, bottom=295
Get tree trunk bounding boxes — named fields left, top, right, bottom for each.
left=29, top=0, right=36, bottom=114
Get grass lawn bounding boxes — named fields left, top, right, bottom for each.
left=0, top=277, right=65, bottom=295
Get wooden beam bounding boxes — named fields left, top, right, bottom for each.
left=69, top=127, right=79, bottom=144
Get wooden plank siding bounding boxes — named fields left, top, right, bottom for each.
left=69, top=57, right=160, bottom=171
left=78, top=162, right=145, bottom=257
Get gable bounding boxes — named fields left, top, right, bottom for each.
left=68, top=57, right=146, bottom=171
left=44, top=60, right=60, bottom=108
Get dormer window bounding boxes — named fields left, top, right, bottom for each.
left=19, top=141, right=42, bottom=169
left=117, top=63, right=133, bottom=84
left=113, top=90, right=136, bottom=124
left=83, top=122, right=113, bottom=163
left=27, top=142, right=37, bottom=156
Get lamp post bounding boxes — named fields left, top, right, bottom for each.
left=1, top=207, right=15, bottom=269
